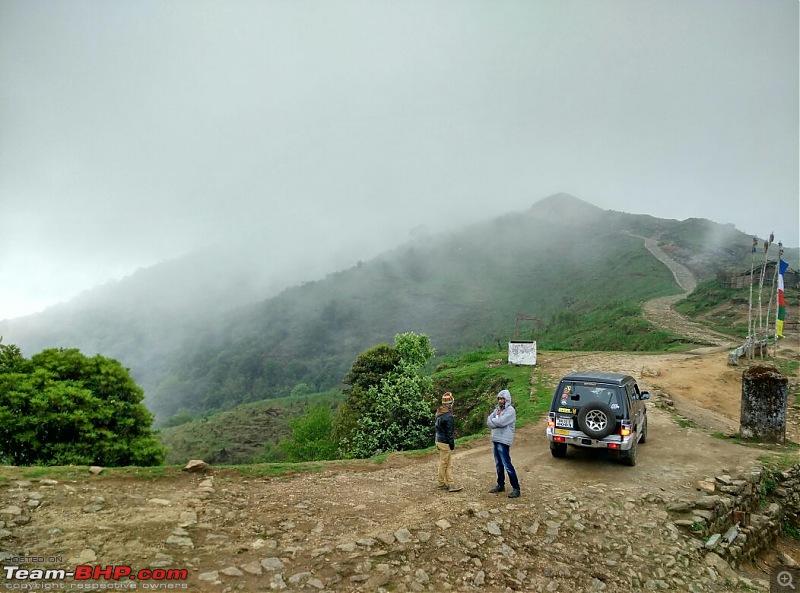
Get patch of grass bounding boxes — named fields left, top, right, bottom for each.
left=18, top=466, right=105, bottom=480
left=710, top=432, right=774, bottom=445
left=234, top=462, right=325, bottom=478
left=773, top=358, right=800, bottom=378
left=0, top=465, right=183, bottom=482
left=673, top=414, right=698, bottom=429
left=759, top=470, right=781, bottom=507
left=400, top=447, right=435, bottom=458
left=783, top=519, right=800, bottom=540
left=711, top=432, right=735, bottom=440
left=758, top=447, right=800, bottom=471
left=370, top=453, right=389, bottom=464
left=108, top=466, right=179, bottom=480
left=771, top=357, right=800, bottom=406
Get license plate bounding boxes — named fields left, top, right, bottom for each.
left=555, top=417, right=573, bottom=428
left=555, top=429, right=570, bottom=435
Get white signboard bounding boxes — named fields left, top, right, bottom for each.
left=508, top=340, right=537, bottom=366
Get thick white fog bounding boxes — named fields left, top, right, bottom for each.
left=1, top=0, right=797, bottom=320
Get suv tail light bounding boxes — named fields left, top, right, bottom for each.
left=620, top=420, right=632, bottom=437
left=547, top=412, right=556, bottom=428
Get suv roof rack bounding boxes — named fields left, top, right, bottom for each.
left=561, top=370, right=634, bottom=385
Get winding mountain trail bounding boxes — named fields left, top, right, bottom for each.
left=629, top=233, right=738, bottom=348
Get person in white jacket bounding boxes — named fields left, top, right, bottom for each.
left=486, top=389, right=520, bottom=498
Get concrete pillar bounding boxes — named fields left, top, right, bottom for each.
left=739, top=365, right=788, bottom=443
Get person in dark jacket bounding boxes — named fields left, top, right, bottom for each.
left=435, top=392, right=463, bottom=492
left=486, top=389, right=520, bottom=498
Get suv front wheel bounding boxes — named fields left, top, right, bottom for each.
left=576, top=401, right=616, bottom=439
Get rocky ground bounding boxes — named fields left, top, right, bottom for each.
left=1, top=242, right=799, bottom=592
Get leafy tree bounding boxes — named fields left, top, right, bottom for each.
left=290, top=383, right=311, bottom=397
left=340, top=332, right=436, bottom=458
left=0, top=345, right=164, bottom=466
left=343, top=343, right=400, bottom=393
left=345, top=372, right=435, bottom=458
left=394, top=332, right=435, bottom=368
left=0, top=341, right=28, bottom=373
left=333, top=343, right=400, bottom=444
left=278, top=404, right=338, bottom=462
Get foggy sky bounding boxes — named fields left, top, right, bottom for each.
left=1, top=0, right=798, bottom=320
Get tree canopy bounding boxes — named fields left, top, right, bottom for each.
left=0, top=343, right=164, bottom=466
left=336, top=332, right=436, bottom=458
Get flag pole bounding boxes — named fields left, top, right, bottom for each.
left=765, top=240, right=781, bottom=356
left=772, top=242, right=784, bottom=357
left=747, top=237, right=757, bottom=360
left=756, top=233, right=774, bottom=359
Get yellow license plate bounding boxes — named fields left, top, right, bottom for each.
left=555, top=429, right=570, bottom=435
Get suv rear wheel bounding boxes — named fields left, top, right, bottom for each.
left=550, top=442, right=567, bottom=458
left=621, top=438, right=637, bottom=466
left=576, top=401, right=616, bottom=439
left=640, top=416, right=648, bottom=444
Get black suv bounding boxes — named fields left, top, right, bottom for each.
left=546, top=371, right=649, bottom=466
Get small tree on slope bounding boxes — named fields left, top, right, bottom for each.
left=342, top=332, right=435, bottom=458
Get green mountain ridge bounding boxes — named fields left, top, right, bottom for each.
left=145, top=196, right=784, bottom=422
left=1, top=194, right=794, bottom=425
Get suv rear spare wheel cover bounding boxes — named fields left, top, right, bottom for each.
left=576, top=401, right=615, bottom=439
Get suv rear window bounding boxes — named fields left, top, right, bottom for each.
left=556, top=382, right=622, bottom=413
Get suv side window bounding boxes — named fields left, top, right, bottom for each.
left=624, top=383, right=642, bottom=414
left=623, top=383, right=634, bottom=400
left=622, top=387, right=633, bottom=414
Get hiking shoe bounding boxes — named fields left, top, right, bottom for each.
left=448, top=485, right=463, bottom=493
left=437, top=485, right=449, bottom=491
left=488, top=485, right=505, bottom=493
left=508, top=489, right=521, bottom=499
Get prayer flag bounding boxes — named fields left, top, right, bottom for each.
left=776, top=259, right=789, bottom=338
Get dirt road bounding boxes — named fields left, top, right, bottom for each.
left=632, top=233, right=737, bottom=348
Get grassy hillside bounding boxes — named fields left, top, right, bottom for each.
left=158, top=349, right=552, bottom=465
left=158, top=390, right=343, bottom=465
left=148, top=205, right=689, bottom=422
left=429, top=349, right=553, bottom=439
left=158, top=264, right=799, bottom=465
left=150, top=197, right=783, bottom=423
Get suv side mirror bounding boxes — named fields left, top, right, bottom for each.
left=640, top=391, right=650, bottom=400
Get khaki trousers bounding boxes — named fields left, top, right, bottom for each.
left=436, top=441, right=454, bottom=486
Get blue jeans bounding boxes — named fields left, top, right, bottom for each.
left=493, top=441, right=520, bottom=490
